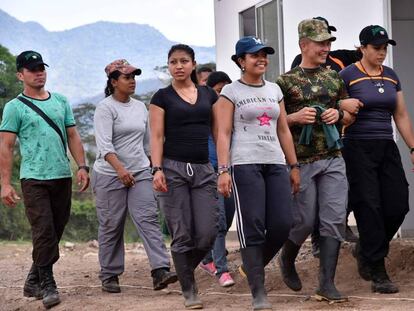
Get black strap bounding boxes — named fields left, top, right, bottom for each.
left=17, top=96, right=66, bottom=152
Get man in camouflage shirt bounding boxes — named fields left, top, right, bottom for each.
left=276, top=18, right=357, bottom=303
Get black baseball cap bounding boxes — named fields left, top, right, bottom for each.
left=359, top=25, right=396, bottom=46
left=16, top=50, right=49, bottom=71
left=313, top=16, right=337, bottom=33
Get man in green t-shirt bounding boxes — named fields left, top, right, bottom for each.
left=276, top=19, right=360, bottom=303
left=0, top=51, right=90, bottom=309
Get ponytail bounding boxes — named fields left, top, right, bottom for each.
left=104, top=71, right=122, bottom=97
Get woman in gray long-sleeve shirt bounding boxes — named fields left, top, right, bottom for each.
left=92, top=59, right=177, bottom=294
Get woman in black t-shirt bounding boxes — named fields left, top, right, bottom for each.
left=149, top=44, right=218, bottom=309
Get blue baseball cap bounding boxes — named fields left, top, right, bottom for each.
left=231, top=36, right=275, bottom=62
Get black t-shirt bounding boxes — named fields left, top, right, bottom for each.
left=290, top=49, right=360, bottom=72
left=151, top=85, right=218, bottom=164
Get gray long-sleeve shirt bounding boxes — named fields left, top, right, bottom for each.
left=93, top=95, right=150, bottom=176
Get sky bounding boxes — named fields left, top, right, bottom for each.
left=0, top=0, right=216, bottom=46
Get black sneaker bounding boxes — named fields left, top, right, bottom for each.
left=102, top=275, right=121, bottom=293
left=151, top=268, right=178, bottom=290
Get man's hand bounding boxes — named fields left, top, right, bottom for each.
left=321, top=108, right=339, bottom=125
left=291, top=107, right=317, bottom=125
left=1, top=184, right=21, bottom=207
left=76, top=169, right=90, bottom=192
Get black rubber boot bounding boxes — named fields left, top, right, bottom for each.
left=102, top=275, right=121, bottom=293
left=151, top=267, right=178, bottom=290
left=370, top=259, right=399, bottom=294
left=315, top=237, right=348, bottom=303
left=241, top=246, right=272, bottom=311
left=23, top=263, right=43, bottom=299
left=38, top=265, right=61, bottom=309
left=278, top=239, right=302, bottom=291
left=172, top=251, right=203, bottom=309
left=352, top=241, right=371, bottom=281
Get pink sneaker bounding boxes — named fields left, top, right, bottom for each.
left=218, top=272, right=235, bottom=287
left=199, top=262, right=217, bottom=276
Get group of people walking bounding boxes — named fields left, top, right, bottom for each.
left=0, top=15, right=413, bottom=311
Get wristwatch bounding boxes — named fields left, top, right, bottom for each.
left=78, top=165, right=90, bottom=173
left=151, top=166, right=163, bottom=175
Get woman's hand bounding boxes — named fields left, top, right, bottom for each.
left=290, top=168, right=300, bottom=194
left=218, top=172, right=232, bottom=198
left=153, top=171, right=168, bottom=192
left=117, top=168, right=135, bottom=187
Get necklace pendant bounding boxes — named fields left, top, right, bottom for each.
left=378, top=87, right=385, bottom=94
left=311, top=86, right=318, bottom=93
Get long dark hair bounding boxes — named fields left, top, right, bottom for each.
left=167, top=44, right=198, bottom=85
left=104, top=71, right=122, bottom=97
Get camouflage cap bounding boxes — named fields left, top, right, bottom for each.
left=105, top=59, right=142, bottom=77
left=298, top=19, right=336, bottom=42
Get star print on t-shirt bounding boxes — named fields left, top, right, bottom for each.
left=257, top=112, right=272, bottom=126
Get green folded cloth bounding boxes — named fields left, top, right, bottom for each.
left=298, top=105, right=343, bottom=150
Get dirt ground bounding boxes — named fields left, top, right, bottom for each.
left=1, top=239, right=414, bottom=311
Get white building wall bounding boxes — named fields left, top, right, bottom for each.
left=214, top=0, right=389, bottom=81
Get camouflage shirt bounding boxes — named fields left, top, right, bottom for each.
left=276, top=66, right=347, bottom=163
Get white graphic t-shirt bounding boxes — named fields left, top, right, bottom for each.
left=220, top=80, right=286, bottom=166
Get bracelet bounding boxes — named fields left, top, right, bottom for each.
left=337, top=109, right=344, bottom=122
left=217, top=168, right=229, bottom=176
left=289, top=163, right=300, bottom=170
left=218, top=164, right=229, bottom=170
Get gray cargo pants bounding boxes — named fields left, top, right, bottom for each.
left=92, top=169, right=170, bottom=281
left=156, top=158, right=219, bottom=253
left=288, top=157, right=347, bottom=246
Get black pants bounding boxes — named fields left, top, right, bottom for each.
left=21, top=178, right=72, bottom=267
left=342, top=139, right=409, bottom=262
left=232, top=164, right=293, bottom=250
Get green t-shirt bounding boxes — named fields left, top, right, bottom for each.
left=0, top=92, right=76, bottom=180
left=276, top=66, right=347, bottom=164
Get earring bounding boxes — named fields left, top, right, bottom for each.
left=241, top=67, right=245, bottom=72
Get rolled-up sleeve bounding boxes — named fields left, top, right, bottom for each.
left=94, top=104, right=116, bottom=159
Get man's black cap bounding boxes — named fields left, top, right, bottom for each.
left=16, top=50, right=49, bottom=71
left=359, top=25, right=396, bottom=46
left=313, top=16, right=337, bottom=33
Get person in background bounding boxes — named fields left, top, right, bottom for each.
left=0, top=50, right=90, bottom=309
left=215, top=36, right=300, bottom=310
left=198, top=71, right=235, bottom=288
left=92, top=59, right=177, bottom=294
left=196, top=66, right=213, bottom=86
left=340, top=25, right=414, bottom=294
left=150, top=44, right=219, bottom=309
left=276, top=19, right=359, bottom=303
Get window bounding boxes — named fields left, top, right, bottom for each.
left=239, top=6, right=256, bottom=37
left=256, top=0, right=284, bottom=81
left=238, top=1, right=284, bottom=80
